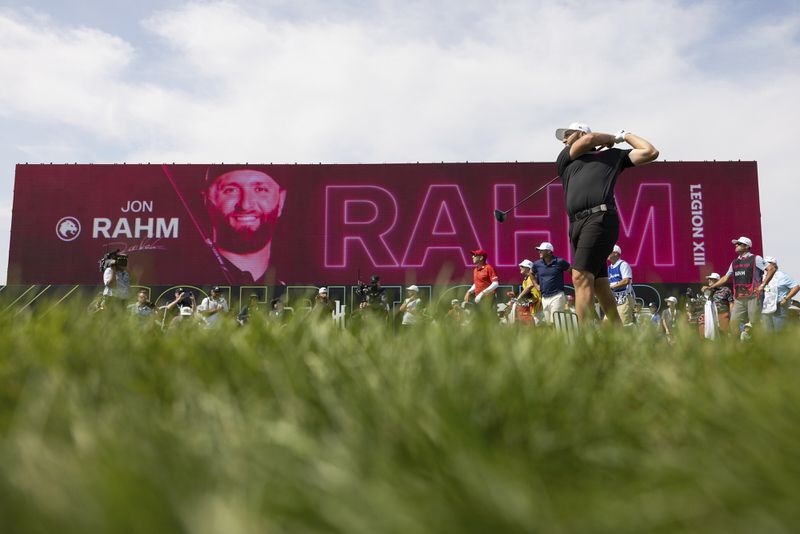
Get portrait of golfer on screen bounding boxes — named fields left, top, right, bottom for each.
left=202, top=166, right=287, bottom=284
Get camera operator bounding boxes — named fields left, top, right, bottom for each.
left=356, top=275, right=389, bottom=319
left=101, top=251, right=130, bottom=310
left=197, top=286, right=229, bottom=327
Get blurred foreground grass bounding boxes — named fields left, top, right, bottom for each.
left=1, top=305, right=800, bottom=533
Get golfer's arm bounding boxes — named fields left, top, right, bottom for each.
left=569, top=133, right=616, bottom=159
left=624, top=133, right=659, bottom=165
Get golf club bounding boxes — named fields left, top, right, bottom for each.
left=494, top=176, right=560, bottom=222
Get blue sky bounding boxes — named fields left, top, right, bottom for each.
left=1, top=0, right=799, bottom=283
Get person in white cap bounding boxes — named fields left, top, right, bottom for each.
left=555, top=122, right=659, bottom=324
left=512, top=259, right=542, bottom=326
left=607, top=245, right=635, bottom=325
left=703, top=272, right=733, bottom=333
left=661, top=296, right=679, bottom=338
left=703, top=236, right=772, bottom=334
left=312, top=286, right=334, bottom=317
left=197, top=286, right=229, bottom=327
left=531, top=242, right=571, bottom=324
left=761, top=257, right=800, bottom=331
left=399, top=285, right=422, bottom=326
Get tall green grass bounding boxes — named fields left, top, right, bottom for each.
left=1, top=305, right=799, bottom=533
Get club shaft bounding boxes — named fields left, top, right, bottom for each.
left=504, top=176, right=560, bottom=214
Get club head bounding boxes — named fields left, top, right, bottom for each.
left=494, top=209, right=507, bottom=223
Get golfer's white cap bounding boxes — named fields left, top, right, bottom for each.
left=764, top=256, right=777, bottom=265
left=318, top=287, right=327, bottom=294
left=706, top=272, right=721, bottom=280
left=406, top=285, right=419, bottom=292
left=180, top=306, right=193, bottom=316
left=536, top=242, right=554, bottom=252
left=732, top=236, right=753, bottom=248
left=666, top=296, right=678, bottom=303
left=612, top=244, right=622, bottom=255
left=555, top=122, right=592, bottom=141
left=519, top=259, right=534, bottom=269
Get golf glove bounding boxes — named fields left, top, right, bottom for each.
left=475, top=292, right=483, bottom=304
left=614, top=130, right=628, bottom=144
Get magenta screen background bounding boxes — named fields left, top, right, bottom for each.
left=8, top=162, right=761, bottom=285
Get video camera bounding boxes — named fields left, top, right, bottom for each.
left=99, top=249, right=128, bottom=272
left=355, top=274, right=386, bottom=306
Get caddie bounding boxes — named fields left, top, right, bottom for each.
left=607, top=244, right=635, bottom=325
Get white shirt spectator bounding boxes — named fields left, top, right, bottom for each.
left=763, top=270, right=800, bottom=314
left=197, top=296, right=229, bottom=326
left=102, top=267, right=130, bottom=299
left=401, top=297, right=422, bottom=325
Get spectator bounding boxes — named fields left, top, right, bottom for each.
left=463, top=249, right=499, bottom=313
left=238, top=293, right=262, bottom=325
left=128, top=289, right=154, bottom=322
left=159, top=288, right=196, bottom=329
left=312, top=287, right=335, bottom=317
left=168, top=306, right=197, bottom=330
left=197, top=286, right=229, bottom=327
left=704, top=272, right=733, bottom=333
left=661, top=296, right=679, bottom=338
left=399, top=285, right=423, bottom=326
left=761, top=257, right=800, bottom=331
left=740, top=322, right=753, bottom=341
left=514, top=259, right=541, bottom=326
left=268, top=298, right=288, bottom=324
left=607, top=245, right=636, bottom=325
left=566, top=294, right=576, bottom=313
left=445, top=299, right=465, bottom=326
left=531, top=242, right=570, bottom=324
left=102, top=252, right=130, bottom=310
left=647, top=302, right=661, bottom=329
left=704, top=236, right=772, bottom=333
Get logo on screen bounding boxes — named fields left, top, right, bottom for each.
left=56, top=216, right=81, bottom=242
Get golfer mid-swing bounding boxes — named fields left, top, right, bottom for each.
left=555, top=123, right=659, bottom=323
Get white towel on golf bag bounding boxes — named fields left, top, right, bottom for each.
left=762, top=278, right=778, bottom=314
left=704, top=299, right=719, bottom=339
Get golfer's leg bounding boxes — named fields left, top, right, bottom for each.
left=594, top=277, right=621, bottom=324
left=572, top=268, right=596, bottom=323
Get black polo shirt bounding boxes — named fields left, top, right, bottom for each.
left=556, top=146, right=634, bottom=218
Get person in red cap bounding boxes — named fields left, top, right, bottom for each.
left=463, top=249, right=499, bottom=312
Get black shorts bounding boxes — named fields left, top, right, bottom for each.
left=569, top=211, right=619, bottom=278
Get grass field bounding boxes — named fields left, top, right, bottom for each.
left=1, top=306, right=799, bottom=533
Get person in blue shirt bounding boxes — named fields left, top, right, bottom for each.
left=761, top=256, right=800, bottom=331
left=531, top=242, right=571, bottom=324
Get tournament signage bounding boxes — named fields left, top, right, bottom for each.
left=8, top=162, right=761, bottom=285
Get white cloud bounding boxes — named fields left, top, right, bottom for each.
left=0, top=0, right=799, bottom=282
